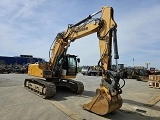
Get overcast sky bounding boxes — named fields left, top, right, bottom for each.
left=0, top=0, right=160, bottom=69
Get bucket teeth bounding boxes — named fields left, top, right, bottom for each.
left=83, top=87, right=122, bottom=115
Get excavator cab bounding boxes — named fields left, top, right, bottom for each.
left=59, top=54, right=79, bottom=76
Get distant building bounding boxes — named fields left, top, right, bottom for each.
left=0, top=55, right=45, bottom=65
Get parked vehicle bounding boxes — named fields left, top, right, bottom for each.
left=81, top=66, right=90, bottom=75
left=81, top=66, right=102, bottom=76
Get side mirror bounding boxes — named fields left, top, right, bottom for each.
left=77, top=58, right=80, bottom=63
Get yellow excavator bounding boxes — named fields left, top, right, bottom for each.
left=24, top=6, right=125, bottom=115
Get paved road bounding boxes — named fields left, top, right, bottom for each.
left=0, top=74, right=159, bottom=120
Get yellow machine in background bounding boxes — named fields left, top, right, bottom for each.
left=24, top=6, right=125, bottom=115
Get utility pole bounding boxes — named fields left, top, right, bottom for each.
left=133, top=58, right=134, bottom=67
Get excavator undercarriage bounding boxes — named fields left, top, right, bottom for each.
left=24, top=78, right=84, bottom=98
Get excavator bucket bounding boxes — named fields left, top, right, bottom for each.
left=83, top=86, right=122, bottom=115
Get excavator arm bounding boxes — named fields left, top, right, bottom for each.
left=50, top=7, right=117, bottom=73
left=25, top=6, right=124, bottom=115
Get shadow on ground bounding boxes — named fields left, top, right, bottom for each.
left=49, top=86, right=96, bottom=101
left=123, top=98, right=160, bottom=111
left=103, top=109, right=160, bottom=120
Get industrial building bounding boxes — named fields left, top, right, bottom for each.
left=0, top=55, right=45, bottom=65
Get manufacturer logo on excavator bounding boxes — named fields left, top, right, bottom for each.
left=76, top=27, right=88, bottom=32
